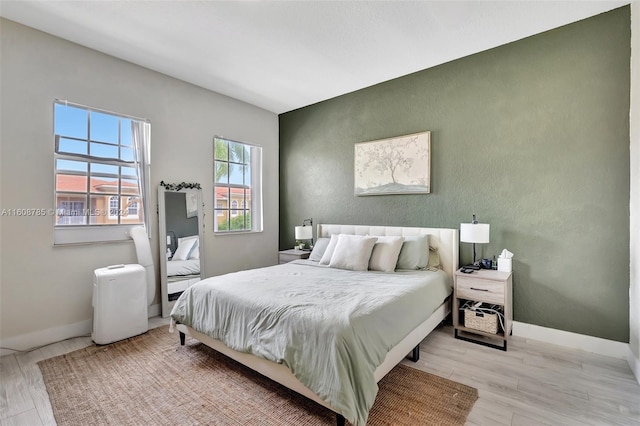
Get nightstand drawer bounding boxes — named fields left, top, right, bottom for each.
left=456, top=277, right=505, bottom=305
left=278, top=250, right=310, bottom=264
left=279, top=254, right=300, bottom=264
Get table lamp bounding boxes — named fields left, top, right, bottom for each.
left=460, top=214, right=490, bottom=269
left=294, top=218, right=313, bottom=250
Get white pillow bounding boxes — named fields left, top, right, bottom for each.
left=329, top=234, right=378, bottom=271
left=368, top=236, right=405, bottom=272
left=319, top=234, right=340, bottom=265
left=173, top=235, right=198, bottom=261
left=309, top=237, right=330, bottom=262
left=188, top=239, right=200, bottom=260
left=396, top=235, right=430, bottom=270
left=427, top=246, right=441, bottom=269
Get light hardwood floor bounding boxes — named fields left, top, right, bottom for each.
left=1, top=319, right=639, bottom=425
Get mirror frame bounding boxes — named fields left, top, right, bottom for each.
left=158, top=185, right=205, bottom=317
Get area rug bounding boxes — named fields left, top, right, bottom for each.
left=38, top=326, right=477, bottom=425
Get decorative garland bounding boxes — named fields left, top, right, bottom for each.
left=159, top=181, right=201, bottom=191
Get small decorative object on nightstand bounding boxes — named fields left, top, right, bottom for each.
left=453, top=268, right=513, bottom=351
left=278, top=249, right=311, bottom=264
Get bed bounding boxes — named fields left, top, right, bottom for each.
left=171, top=224, right=459, bottom=425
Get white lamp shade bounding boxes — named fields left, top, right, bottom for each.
left=460, top=223, right=490, bottom=243
left=295, top=226, right=312, bottom=240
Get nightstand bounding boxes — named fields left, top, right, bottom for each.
left=453, top=269, right=513, bottom=351
left=278, top=249, right=311, bottom=264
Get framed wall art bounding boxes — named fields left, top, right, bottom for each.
left=354, top=131, right=431, bottom=196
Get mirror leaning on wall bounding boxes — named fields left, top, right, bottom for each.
left=157, top=182, right=204, bottom=318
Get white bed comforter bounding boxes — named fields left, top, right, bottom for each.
left=170, top=260, right=451, bottom=425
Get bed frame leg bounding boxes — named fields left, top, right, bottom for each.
left=336, top=413, right=345, bottom=426
left=409, top=344, right=420, bottom=362
left=179, top=331, right=185, bottom=346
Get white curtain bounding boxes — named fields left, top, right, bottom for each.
left=250, top=145, right=263, bottom=232
left=132, top=121, right=151, bottom=237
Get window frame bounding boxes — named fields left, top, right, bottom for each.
left=53, top=100, right=150, bottom=245
left=213, top=136, right=263, bottom=234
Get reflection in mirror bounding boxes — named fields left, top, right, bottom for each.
left=158, top=184, right=204, bottom=317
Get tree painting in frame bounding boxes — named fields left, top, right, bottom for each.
left=354, top=131, right=431, bottom=196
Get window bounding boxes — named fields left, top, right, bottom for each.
left=108, top=196, right=119, bottom=219
left=57, top=200, right=85, bottom=225
left=214, top=136, right=262, bottom=233
left=54, top=100, right=150, bottom=244
left=127, top=197, right=139, bottom=217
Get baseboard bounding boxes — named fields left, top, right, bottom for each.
left=626, top=345, right=640, bottom=385
left=512, top=321, right=629, bottom=359
left=0, top=319, right=92, bottom=357
left=148, top=303, right=160, bottom=318
left=512, top=321, right=640, bottom=383
left=0, top=303, right=162, bottom=356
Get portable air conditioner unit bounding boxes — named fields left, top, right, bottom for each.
left=92, top=264, right=148, bottom=345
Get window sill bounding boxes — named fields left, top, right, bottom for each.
left=54, top=224, right=144, bottom=245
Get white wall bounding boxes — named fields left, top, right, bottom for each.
left=0, top=19, right=279, bottom=343
left=630, top=2, right=640, bottom=379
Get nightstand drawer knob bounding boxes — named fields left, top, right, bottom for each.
left=470, top=287, right=489, bottom=292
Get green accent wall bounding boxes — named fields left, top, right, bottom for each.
left=279, top=7, right=631, bottom=342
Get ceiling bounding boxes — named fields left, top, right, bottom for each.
left=0, top=1, right=629, bottom=114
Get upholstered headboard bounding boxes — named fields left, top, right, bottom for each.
left=316, top=224, right=459, bottom=279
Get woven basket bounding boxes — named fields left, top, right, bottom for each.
left=464, top=309, right=498, bottom=334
